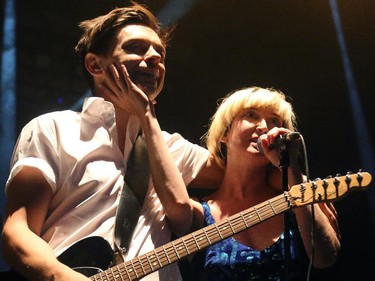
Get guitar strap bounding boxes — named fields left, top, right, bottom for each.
left=113, top=132, right=150, bottom=264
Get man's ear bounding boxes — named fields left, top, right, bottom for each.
left=85, top=53, right=103, bottom=77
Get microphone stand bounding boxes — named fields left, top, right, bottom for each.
left=279, top=142, right=291, bottom=281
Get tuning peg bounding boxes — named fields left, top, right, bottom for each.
left=335, top=173, right=342, bottom=177
left=346, top=171, right=353, bottom=175
left=333, top=175, right=340, bottom=187
left=325, top=175, right=333, bottom=179
left=345, top=174, right=352, bottom=183
left=314, top=177, right=321, bottom=181
left=357, top=170, right=364, bottom=182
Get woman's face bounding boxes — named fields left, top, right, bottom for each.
left=223, top=106, right=283, bottom=158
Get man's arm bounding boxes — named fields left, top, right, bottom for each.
left=2, top=166, right=90, bottom=281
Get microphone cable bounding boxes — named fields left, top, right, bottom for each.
left=297, top=134, right=315, bottom=281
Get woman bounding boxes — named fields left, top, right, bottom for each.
left=166, top=87, right=341, bottom=280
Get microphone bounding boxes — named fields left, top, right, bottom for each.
left=257, top=132, right=301, bottom=154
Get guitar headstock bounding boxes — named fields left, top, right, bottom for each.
left=289, top=171, right=372, bottom=207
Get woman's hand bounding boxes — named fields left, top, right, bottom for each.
left=258, top=127, right=301, bottom=168
left=99, top=63, right=153, bottom=118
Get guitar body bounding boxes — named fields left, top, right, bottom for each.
left=0, top=172, right=372, bottom=281
left=58, top=236, right=113, bottom=275
left=0, top=236, right=114, bottom=280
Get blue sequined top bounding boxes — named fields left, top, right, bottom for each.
left=191, top=201, right=309, bottom=281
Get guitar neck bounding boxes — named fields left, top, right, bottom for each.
left=3, top=172, right=371, bottom=281
left=91, top=192, right=291, bottom=281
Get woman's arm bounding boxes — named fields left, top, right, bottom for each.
left=294, top=202, right=341, bottom=268
left=288, top=156, right=341, bottom=268
left=101, top=63, right=195, bottom=237
left=260, top=128, right=341, bottom=268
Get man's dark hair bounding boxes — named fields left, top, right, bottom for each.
left=75, top=3, right=171, bottom=90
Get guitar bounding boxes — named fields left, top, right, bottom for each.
left=2, top=171, right=372, bottom=281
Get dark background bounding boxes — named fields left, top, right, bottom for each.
left=1, top=0, right=375, bottom=280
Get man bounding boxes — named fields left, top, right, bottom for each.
left=1, top=3, right=222, bottom=281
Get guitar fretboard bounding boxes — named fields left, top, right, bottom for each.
left=90, top=171, right=372, bottom=281
left=91, top=192, right=292, bottom=281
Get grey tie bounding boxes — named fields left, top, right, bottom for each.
left=113, top=133, right=150, bottom=263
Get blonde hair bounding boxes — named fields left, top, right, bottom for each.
left=204, top=86, right=297, bottom=168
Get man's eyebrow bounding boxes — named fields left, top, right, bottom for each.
left=121, top=38, right=143, bottom=45
left=122, top=38, right=166, bottom=52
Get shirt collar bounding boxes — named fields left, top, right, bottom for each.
left=81, top=97, right=142, bottom=161
left=81, top=97, right=116, bottom=129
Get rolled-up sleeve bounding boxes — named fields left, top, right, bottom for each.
left=6, top=116, right=58, bottom=193
left=163, top=132, right=209, bottom=185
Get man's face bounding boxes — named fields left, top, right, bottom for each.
left=101, top=24, right=166, bottom=100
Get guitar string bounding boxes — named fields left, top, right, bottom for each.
left=115, top=191, right=303, bottom=279
left=135, top=174, right=367, bottom=279
left=114, top=194, right=291, bottom=279
left=93, top=195, right=286, bottom=280
left=95, top=175, right=361, bottom=280
left=100, top=191, right=318, bottom=280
